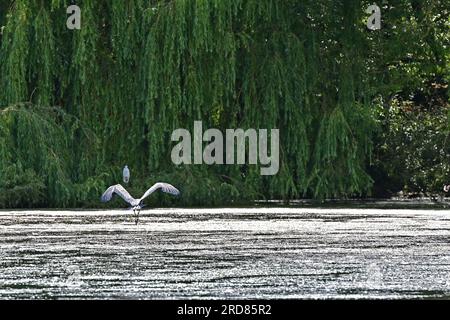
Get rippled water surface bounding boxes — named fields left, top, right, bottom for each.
left=1, top=208, right=450, bottom=299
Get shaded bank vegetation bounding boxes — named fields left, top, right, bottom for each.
left=0, top=0, right=448, bottom=208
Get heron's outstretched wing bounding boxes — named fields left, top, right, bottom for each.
left=101, top=184, right=135, bottom=205
left=139, top=183, right=180, bottom=202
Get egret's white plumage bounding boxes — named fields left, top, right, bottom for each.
left=444, top=185, right=450, bottom=193
left=101, top=183, right=180, bottom=224
left=123, top=165, right=130, bottom=184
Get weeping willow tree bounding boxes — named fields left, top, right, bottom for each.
left=0, top=0, right=448, bottom=208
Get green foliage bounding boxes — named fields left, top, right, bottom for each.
left=372, top=86, right=450, bottom=196
left=0, top=1, right=448, bottom=208
left=0, top=103, right=108, bottom=208
left=0, top=162, right=45, bottom=208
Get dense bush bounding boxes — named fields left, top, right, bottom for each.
left=0, top=162, right=45, bottom=208
left=371, top=83, right=450, bottom=197
left=0, top=103, right=111, bottom=208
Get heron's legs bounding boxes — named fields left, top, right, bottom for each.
left=134, top=209, right=140, bottom=225
left=130, top=209, right=136, bottom=223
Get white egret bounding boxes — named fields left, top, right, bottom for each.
left=444, top=185, right=449, bottom=193
left=123, top=165, right=130, bottom=184
left=101, top=183, right=180, bottom=224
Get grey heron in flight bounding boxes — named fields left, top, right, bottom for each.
left=101, top=183, right=180, bottom=224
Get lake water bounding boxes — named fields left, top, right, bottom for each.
left=1, top=208, right=450, bottom=299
